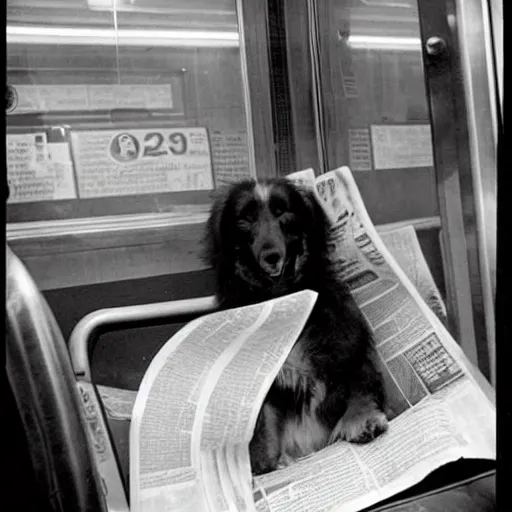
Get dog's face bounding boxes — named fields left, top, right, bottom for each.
left=205, top=179, right=327, bottom=293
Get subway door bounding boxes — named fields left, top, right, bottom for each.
left=274, top=0, right=494, bottom=381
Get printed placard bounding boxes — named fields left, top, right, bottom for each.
left=87, top=84, right=173, bottom=110
left=342, top=76, right=359, bottom=99
left=12, top=85, right=90, bottom=113
left=348, top=128, right=372, bottom=171
left=70, top=127, right=214, bottom=198
left=8, top=84, right=173, bottom=113
left=7, top=133, right=77, bottom=203
left=210, top=132, right=253, bottom=186
left=370, top=124, right=434, bottom=170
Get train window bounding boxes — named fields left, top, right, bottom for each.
left=6, top=0, right=257, bottom=222
left=276, top=0, right=496, bottom=379
left=6, top=0, right=273, bottom=289
left=281, top=0, right=439, bottom=225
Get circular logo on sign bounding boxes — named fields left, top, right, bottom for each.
left=6, top=85, right=18, bottom=113
left=109, top=133, right=140, bottom=162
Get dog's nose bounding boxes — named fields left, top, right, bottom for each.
left=260, top=248, right=284, bottom=276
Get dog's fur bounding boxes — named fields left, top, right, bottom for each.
left=204, top=178, right=388, bottom=475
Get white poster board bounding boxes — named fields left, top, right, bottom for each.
left=348, top=128, right=373, bottom=171
left=370, top=124, right=434, bottom=170
left=7, top=133, right=77, bottom=203
left=70, top=127, right=214, bottom=198
left=210, top=132, right=253, bottom=186
left=9, top=84, right=174, bottom=113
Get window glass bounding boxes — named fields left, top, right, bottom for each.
left=6, top=0, right=255, bottom=222
left=311, top=0, right=439, bottom=225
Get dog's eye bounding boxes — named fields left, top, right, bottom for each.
left=271, top=199, right=288, bottom=218
left=239, top=201, right=258, bottom=222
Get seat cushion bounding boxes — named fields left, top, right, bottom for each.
left=98, top=383, right=496, bottom=512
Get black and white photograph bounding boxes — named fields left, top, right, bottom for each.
left=5, top=0, right=501, bottom=511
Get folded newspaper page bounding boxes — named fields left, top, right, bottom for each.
left=130, top=290, right=318, bottom=512
left=130, top=166, right=495, bottom=512
left=378, top=225, right=447, bottom=325
left=252, top=166, right=494, bottom=512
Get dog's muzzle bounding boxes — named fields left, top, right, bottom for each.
left=258, top=247, right=285, bottom=277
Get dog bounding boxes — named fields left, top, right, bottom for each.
left=204, top=178, right=388, bottom=475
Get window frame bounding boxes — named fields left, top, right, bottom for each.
left=6, top=0, right=277, bottom=290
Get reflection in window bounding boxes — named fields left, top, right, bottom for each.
left=6, top=0, right=255, bottom=221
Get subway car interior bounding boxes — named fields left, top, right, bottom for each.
left=5, top=0, right=502, bottom=511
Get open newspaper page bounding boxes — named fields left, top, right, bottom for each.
left=378, top=225, right=447, bottom=325
left=130, top=290, right=318, bottom=512
left=248, top=167, right=496, bottom=512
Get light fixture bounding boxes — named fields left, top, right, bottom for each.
left=348, top=35, right=422, bottom=51
left=86, top=0, right=133, bottom=11
left=6, top=25, right=240, bottom=48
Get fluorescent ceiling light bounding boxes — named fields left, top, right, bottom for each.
left=87, top=0, right=135, bottom=10
left=348, top=35, right=421, bottom=51
left=360, top=0, right=414, bottom=7
left=6, top=25, right=240, bottom=48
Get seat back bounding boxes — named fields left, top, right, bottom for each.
left=6, top=244, right=107, bottom=512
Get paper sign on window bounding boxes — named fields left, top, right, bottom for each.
left=9, top=84, right=174, bottom=113
left=370, top=124, right=434, bottom=170
left=7, top=133, right=77, bottom=203
left=70, top=127, right=214, bottom=198
left=210, top=132, right=253, bottom=186
left=349, top=128, right=372, bottom=171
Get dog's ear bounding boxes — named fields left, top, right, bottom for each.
left=293, top=185, right=331, bottom=259
left=295, top=185, right=329, bottom=232
left=202, top=185, right=232, bottom=267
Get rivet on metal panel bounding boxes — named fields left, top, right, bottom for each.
left=425, top=36, right=447, bottom=56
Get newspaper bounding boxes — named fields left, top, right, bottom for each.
left=130, top=166, right=495, bottom=512
left=378, top=225, right=447, bottom=325
left=130, top=291, right=319, bottom=512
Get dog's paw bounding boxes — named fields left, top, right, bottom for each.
left=276, top=452, right=296, bottom=470
left=329, top=410, right=388, bottom=444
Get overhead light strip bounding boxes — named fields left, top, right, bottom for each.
left=348, top=35, right=422, bottom=51
left=6, top=25, right=240, bottom=47
left=7, top=26, right=421, bottom=51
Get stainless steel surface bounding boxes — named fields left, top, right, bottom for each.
left=454, top=0, right=498, bottom=387
left=69, top=296, right=218, bottom=382
left=6, top=208, right=210, bottom=240
left=488, top=0, right=503, bottom=122
left=6, top=245, right=108, bottom=511
left=417, top=0, right=492, bottom=374
left=377, top=216, right=441, bottom=232
left=236, top=0, right=258, bottom=179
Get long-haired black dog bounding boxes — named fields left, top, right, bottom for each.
left=204, top=178, right=388, bottom=475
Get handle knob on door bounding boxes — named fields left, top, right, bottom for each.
left=425, top=36, right=447, bottom=56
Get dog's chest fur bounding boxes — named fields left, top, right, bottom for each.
left=274, top=340, right=330, bottom=458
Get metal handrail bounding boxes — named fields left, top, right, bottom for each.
left=69, top=296, right=218, bottom=382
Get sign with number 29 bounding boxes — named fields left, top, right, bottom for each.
left=71, top=127, right=214, bottom=198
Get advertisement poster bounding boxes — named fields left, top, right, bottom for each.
left=210, top=132, right=253, bottom=186
left=370, top=124, right=434, bottom=170
left=8, top=84, right=174, bottom=113
left=7, top=133, right=77, bottom=203
left=70, top=127, right=214, bottom=198
left=348, top=128, right=373, bottom=171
